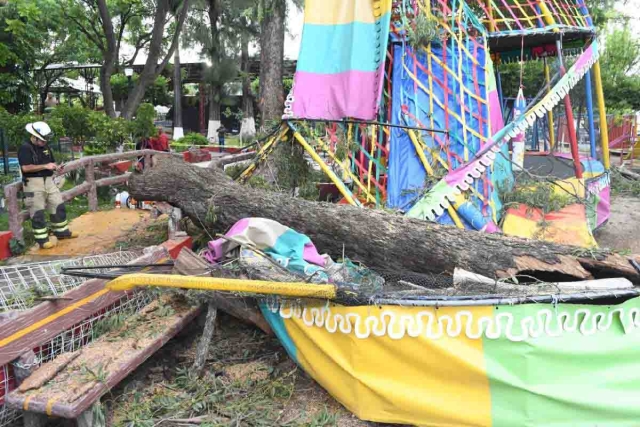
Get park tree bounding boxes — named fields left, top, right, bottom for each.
left=62, top=0, right=190, bottom=119
left=183, top=0, right=239, bottom=142
left=0, top=0, right=98, bottom=113
left=258, top=0, right=286, bottom=125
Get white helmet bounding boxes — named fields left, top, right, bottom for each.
left=26, top=121, right=52, bottom=142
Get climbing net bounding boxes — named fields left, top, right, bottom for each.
left=473, top=0, right=592, bottom=34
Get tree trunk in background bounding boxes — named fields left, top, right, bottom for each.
left=130, top=157, right=640, bottom=284
left=97, top=0, right=117, bottom=118
left=121, top=0, right=190, bottom=119
left=206, top=0, right=221, bottom=142
left=259, top=0, right=285, bottom=125
left=240, top=30, right=256, bottom=143
left=99, top=63, right=116, bottom=118
left=173, top=42, right=184, bottom=140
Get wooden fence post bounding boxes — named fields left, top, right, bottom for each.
left=85, top=160, right=98, bottom=211
left=6, top=184, right=23, bottom=241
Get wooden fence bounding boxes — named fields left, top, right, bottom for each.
left=3, top=150, right=170, bottom=241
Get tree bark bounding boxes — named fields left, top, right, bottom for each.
left=130, top=157, right=640, bottom=284
left=121, top=0, right=190, bottom=119
left=97, top=0, right=117, bottom=118
left=240, top=29, right=256, bottom=143
left=259, top=0, right=285, bottom=125
left=173, top=41, right=183, bottom=139
left=206, top=0, right=221, bottom=142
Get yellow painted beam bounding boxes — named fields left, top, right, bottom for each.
left=544, top=59, right=556, bottom=150
left=593, top=60, right=611, bottom=169
left=107, top=274, right=338, bottom=300
left=407, top=129, right=465, bottom=229
left=290, top=126, right=360, bottom=206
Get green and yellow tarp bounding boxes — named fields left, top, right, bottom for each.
left=261, top=297, right=640, bottom=426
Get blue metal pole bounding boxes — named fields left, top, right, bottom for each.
left=495, top=66, right=505, bottom=116
left=585, top=69, right=597, bottom=159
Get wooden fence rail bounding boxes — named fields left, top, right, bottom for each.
left=3, top=150, right=171, bottom=241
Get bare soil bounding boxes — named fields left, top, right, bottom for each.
left=594, top=196, right=640, bottom=253
left=104, top=312, right=388, bottom=427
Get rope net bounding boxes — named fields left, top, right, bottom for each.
left=473, top=0, right=592, bottom=35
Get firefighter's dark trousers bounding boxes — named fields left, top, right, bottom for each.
left=23, top=177, right=71, bottom=245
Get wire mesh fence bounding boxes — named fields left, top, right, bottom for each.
left=0, top=251, right=152, bottom=427
left=0, top=252, right=140, bottom=312
left=0, top=291, right=153, bottom=427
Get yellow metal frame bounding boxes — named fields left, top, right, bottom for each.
left=592, top=60, right=611, bottom=169
left=107, top=273, right=337, bottom=300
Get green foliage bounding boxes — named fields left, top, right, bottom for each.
left=500, top=179, right=575, bottom=215
left=129, top=103, right=156, bottom=140
left=9, top=238, right=25, bottom=256
left=250, top=77, right=293, bottom=98
left=176, top=132, right=209, bottom=146
left=599, top=26, right=640, bottom=112
left=51, top=104, right=91, bottom=144
left=0, top=0, right=99, bottom=112
left=406, top=13, right=441, bottom=49
left=0, top=108, right=44, bottom=148
left=112, top=73, right=172, bottom=106
left=610, top=168, right=640, bottom=197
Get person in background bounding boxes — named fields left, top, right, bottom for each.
left=217, top=125, right=226, bottom=148
left=44, top=93, right=58, bottom=109
left=18, top=122, right=78, bottom=249
left=151, top=126, right=170, bottom=152
left=135, top=136, right=152, bottom=171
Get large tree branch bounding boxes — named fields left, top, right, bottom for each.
left=129, top=157, right=640, bottom=285
left=155, top=0, right=191, bottom=75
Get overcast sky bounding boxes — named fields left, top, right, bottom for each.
left=128, top=0, right=640, bottom=65
left=127, top=0, right=304, bottom=65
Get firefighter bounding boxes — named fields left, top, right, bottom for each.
left=18, top=122, right=78, bottom=249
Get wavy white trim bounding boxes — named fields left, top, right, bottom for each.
left=282, top=82, right=296, bottom=120
left=267, top=299, right=640, bottom=342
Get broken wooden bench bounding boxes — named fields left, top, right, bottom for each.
left=6, top=295, right=200, bottom=426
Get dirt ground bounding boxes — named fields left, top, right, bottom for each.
left=594, top=196, right=640, bottom=253
left=103, top=313, right=387, bottom=427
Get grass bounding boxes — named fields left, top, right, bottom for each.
left=107, top=316, right=351, bottom=427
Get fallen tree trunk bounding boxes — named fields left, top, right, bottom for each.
left=130, top=157, right=640, bottom=284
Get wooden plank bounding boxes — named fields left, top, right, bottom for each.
left=85, top=161, right=98, bottom=212
left=6, top=298, right=201, bottom=419
left=0, top=248, right=169, bottom=367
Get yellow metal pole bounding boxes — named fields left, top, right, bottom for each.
left=107, top=274, right=337, bottom=300
left=289, top=124, right=361, bottom=206
left=538, top=1, right=557, bottom=28
left=407, top=129, right=465, bottom=229
left=544, top=58, right=556, bottom=150
left=592, top=60, right=610, bottom=169
left=368, top=126, right=376, bottom=195
left=314, top=137, right=376, bottom=204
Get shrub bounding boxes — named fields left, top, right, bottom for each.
left=50, top=104, right=91, bottom=144
left=176, top=132, right=209, bottom=146
left=129, top=103, right=156, bottom=140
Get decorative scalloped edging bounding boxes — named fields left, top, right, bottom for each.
left=409, top=41, right=601, bottom=222
left=266, top=299, right=640, bottom=342
left=282, top=82, right=296, bottom=120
